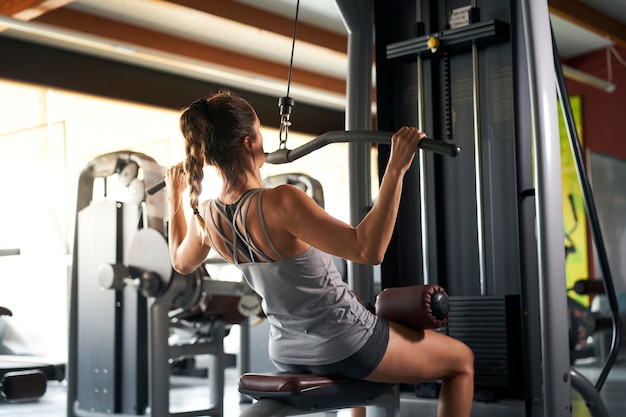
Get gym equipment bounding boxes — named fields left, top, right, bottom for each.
left=238, top=284, right=449, bottom=417
left=373, top=0, right=600, bottom=415
left=382, top=0, right=526, bottom=405
left=0, top=303, right=46, bottom=403
left=0, top=369, right=47, bottom=402
left=67, top=151, right=255, bottom=417
left=372, top=1, right=622, bottom=416
left=0, top=250, right=65, bottom=403
left=264, top=132, right=459, bottom=164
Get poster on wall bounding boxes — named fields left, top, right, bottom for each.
left=558, top=95, right=589, bottom=306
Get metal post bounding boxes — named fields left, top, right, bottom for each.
left=470, top=0, right=487, bottom=295
left=239, top=319, right=252, bottom=404
left=416, top=2, right=430, bottom=284
left=335, top=0, right=375, bottom=301
left=150, top=296, right=173, bottom=417
left=208, top=322, right=226, bottom=414
left=519, top=0, right=571, bottom=415
left=149, top=277, right=187, bottom=417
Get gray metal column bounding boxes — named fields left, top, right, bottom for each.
left=335, top=0, right=375, bottom=301
left=519, top=0, right=571, bottom=416
left=149, top=287, right=178, bottom=417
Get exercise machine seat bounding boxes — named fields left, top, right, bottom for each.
left=239, top=372, right=394, bottom=410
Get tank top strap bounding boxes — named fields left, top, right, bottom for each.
left=206, top=199, right=252, bottom=264
left=206, top=188, right=286, bottom=264
left=248, top=190, right=286, bottom=261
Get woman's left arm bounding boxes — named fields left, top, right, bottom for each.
left=166, top=163, right=211, bottom=274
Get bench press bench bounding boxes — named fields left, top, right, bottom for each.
left=237, top=284, right=449, bottom=417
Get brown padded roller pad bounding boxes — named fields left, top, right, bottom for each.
left=375, top=284, right=449, bottom=329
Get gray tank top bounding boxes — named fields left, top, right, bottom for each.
left=206, top=188, right=378, bottom=365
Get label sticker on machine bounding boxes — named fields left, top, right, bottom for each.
left=449, top=6, right=473, bottom=29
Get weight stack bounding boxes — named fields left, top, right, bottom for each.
left=415, top=295, right=524, bottom=401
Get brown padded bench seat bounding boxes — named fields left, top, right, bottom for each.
left=239, top=372, right=395, bottom=411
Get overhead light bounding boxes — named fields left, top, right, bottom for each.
left=561, top=64, right=616, bottom=93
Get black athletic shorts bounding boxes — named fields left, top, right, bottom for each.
left=273, top=317, right=390, bottom=379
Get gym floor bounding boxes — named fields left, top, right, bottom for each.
left=2, top=362, right=625, bottom=417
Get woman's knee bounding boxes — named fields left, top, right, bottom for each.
left=456, top=342, right=474, bottom=377
left=439, top=336, right=474, bottom=378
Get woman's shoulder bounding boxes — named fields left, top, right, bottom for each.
left=264, top=183, right=306, bottom=201
left=261, top=184, right=316, bottom=219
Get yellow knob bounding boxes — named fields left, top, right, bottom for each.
left=427, top=37, right=440, bottom=53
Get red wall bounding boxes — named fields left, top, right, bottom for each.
left=564, top=45, right=626, bottom=160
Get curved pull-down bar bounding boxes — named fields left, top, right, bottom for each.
left=264, top=131, right=460, bottom=164
left=146, top=132, right=459, bottom=195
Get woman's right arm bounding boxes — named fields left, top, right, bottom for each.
left=269, top=126, right=425, bottom=264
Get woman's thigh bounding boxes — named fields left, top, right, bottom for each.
left=364, top=321, right=473, bottom=384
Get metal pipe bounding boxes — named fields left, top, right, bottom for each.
left=469, top=1, right=487, bottom=295
left=416, top=1, right=430, bottom=284
left=472, top=44, right=487, bottom=295
left=570, top=368, right=610, bottom=417
left=520, top=0, right=572, bottom=416
left=335, top=0, right=375, bottom=301
left=149, top=287, right=179, bottom=417
left=265, top=133, right=459, bottom=163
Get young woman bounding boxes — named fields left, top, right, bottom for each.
left=166, top=90, right=474, bottom=417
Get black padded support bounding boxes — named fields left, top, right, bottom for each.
left=1, top=370, right=47, bottom=401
